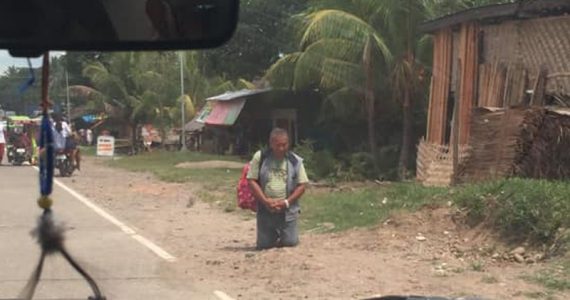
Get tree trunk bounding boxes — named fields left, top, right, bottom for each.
left=158, top=108, right=167, bottom=150
left=366, top=94, right=376, bottom=154
left=363, top=35, right=377, bottom=154
left=398, top=89, right=412, bottom=180
left=130, top=122, right=138, bottom=154
left=398, top=0, right=414, bottom=180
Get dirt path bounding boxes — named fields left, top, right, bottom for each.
left=58, top=157, right=565, bottom=300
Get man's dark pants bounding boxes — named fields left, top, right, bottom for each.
left=256, top=209, right=299, bottom=250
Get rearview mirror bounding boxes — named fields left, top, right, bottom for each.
left=0, top=0, right=239, bottom=55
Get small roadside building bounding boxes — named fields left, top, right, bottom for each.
left=416, top=0, right=570, bottom=186
left=189, top=88, right=322, bottom=155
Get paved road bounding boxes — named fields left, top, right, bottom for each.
left=0, top=162, right=218, bottom=300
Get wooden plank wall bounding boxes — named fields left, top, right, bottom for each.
left=426, top=28, right=453, bottom=145
left=478, top=62, right=506, bottom=107
left=457, top=22, right=480, bottom=145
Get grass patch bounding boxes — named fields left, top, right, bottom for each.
left=106, top=151, right=570, bottom=251
left=470, top=260, right=485, bottom=272
left=79, top=146, right=97, bottom=156
left=523, top=258, right=570, bottom=292
left=481, top=275, right=499, bottom=284
left=107, top=151, right=245, bottom=212
left=453, top=178, right=570, bottom=247
left=520, top=291, right=556, bottom=299
left=530, top=272, right=570, bottom=291
left=109, top=151, right=241, bottom=169
left=300, top=183, right=447, bottom=232
left=107, top=151, right=243, bottom=184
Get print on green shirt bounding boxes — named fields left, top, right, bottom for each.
left=247, top=151, right=309, bottom=199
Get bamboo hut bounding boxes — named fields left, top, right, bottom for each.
left=417, top=0, right=570, bottom=186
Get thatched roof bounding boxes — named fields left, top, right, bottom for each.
left=420, top=0, right=570, bottom=33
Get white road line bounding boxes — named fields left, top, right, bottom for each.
left=33, top=167, right=176, bottom=262
left=214, top=290, right=236, bottom=300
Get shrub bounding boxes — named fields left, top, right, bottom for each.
left=312, top=149, right=338, bottom=179
left=294, top=139, right=317, bottom=179
left=454, top=178, right=570, bottom=246
left=350, top=152, right=379, bottom=180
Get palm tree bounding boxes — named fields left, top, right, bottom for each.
left=372, top=0, right=433, bottom=179
left=266, top=7, right=392, bottom=154
left=268, top=0, right=475, bottom=179
left=71, top=52, right=151, bottom=150
left=182, top=51, right=256, bottom=114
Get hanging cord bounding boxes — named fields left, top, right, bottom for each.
left=18, top=52, right=106, bottom=300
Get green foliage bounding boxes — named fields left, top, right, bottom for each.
left=109, top=150, right=570, bottom=259
left=454, top=179, right=570, bottom=246
left=528, top=271, right=570, bottom=291
left=312, top=149, right=338, bottom=179
left=108, top=151, right=243, bottom=183
left=375, top=145, right=400, bottom=180
left=523, top=259, right=570, bottom=292
left=301, top=183, right=447, bottom=232
left=349, top=152, right=378, bottom=180
left=293, top=139, right=317, bottom=179
left=0, top=67, right=41, bottom=114
left=200, top=0, right=306, bottom=79
left=294, top=140, right=340, bottom=181
left=470, top=260, right=485, bottom=272
left=79, top=146, right=96, bottom=156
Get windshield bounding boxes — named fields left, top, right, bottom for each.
left=1, top=1, right=569, bottom=299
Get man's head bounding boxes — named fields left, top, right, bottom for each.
left=269, top=127, right=289, bottom=160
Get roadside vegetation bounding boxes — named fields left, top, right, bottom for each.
left=107, top=151, right=570, bottom=257
left=107, top=151, right=243, bottom=184
left=105, top=147, right=570, bottom=297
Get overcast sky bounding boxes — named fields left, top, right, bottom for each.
left=0, top=51, right=66, bottom=74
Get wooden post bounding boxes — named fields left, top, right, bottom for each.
left=452, top=63, right=461, bottom=185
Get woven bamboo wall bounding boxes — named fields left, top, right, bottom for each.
left=482, top=15, right=570, bottom=95
left=416, top=138, right=470, bottom=186
left=457, top=108, right=528, bottom=183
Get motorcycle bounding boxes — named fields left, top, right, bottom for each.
left=55, top=150, right=75, bottom=177
left=7, top=145, right=31, bottom=166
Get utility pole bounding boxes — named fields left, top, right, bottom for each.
left=179, top=52, right=187, bottom=151
left=65, top=70, right=71, bottom=123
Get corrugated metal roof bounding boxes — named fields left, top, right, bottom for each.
left=193, top=99, right=247, bottom=127
left=420, top=0, right=570, bottom=33
left=184, top=119, right=205, bottom=132
left=203, top=99, right=246, bottom=126
left=205, top=88, right=272, bottom=101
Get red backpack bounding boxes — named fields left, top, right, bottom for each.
left=237, top=162, right=257, bottom=211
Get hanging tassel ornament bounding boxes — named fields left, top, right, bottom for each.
left=18, top=52, right=106, bottom=300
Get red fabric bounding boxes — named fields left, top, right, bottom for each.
left=0, top=143, right=4, bottom=161
left=237, top=163, right=257, bottom=212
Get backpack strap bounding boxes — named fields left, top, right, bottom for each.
left=259, top=148, right=270, bottom=175
left=286, top=151, right=299, bottom=166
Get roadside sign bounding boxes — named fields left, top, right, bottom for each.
left=97, top=136, right=115, bottom=156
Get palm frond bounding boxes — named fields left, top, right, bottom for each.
left=265, top=52, right=302, bottom=89
left=319, top=86, right=363, bottom=123
left=320, top=58, right=364, bottom=91
left=300, top=9, right=392, bottom=63
left=237, top=79, right=256, bottom=90
left=293, top=50, right=324, bottom=90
